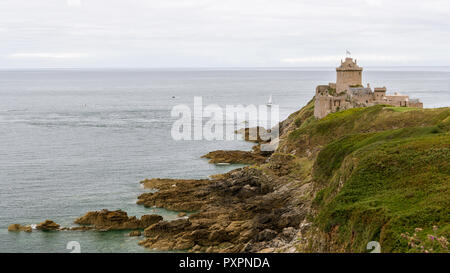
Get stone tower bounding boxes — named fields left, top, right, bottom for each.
left=336, top=57, right=363, bottom=93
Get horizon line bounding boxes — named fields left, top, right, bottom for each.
left=1, top=65, right=450, bottom=71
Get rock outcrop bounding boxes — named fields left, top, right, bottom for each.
left=137, top=167, right=307, bottom=252
left=201, top=150, right=267, bottom=165
left=138, top=179, right=212, bottom=211
left=8, top=224, right=32, bottom=232
left=129, top=230, right=142, bottom=236
left=235, top=126, right=272, bottom=144
left=36, top=220, right=60, bottom=231
left=74, top=209, right=162, bottom=230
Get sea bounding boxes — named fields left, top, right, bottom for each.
left=0, top=67, right=449, bottom=252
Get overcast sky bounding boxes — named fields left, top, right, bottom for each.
left=0, top=0, right=449, bottom=68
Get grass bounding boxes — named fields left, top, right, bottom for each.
left=285, top=104, right=450, bottom=157
left=276, top=101, right=450, bottom=252
left=308, top=110, right=450, bottom=252
left=383, top=106, right=421, bottom=112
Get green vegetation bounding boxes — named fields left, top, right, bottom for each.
left=279, top=102, right=450, bottom=252
left=314, top=130, right=449, bottom=252
left=328, top=87, right=337, bottom=96
left=401, top=226, right=448, bottom=253
left=383, top=106, right=421, bottom=112
left=285, top=104, right=450, bottom=157
left=291, top=99, right=315, bottom=128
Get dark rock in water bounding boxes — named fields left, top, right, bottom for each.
left=201, top=150, right=268, bottom=165
left=68, top=226, right=93, bottom=231
left=134, top=166, right=298, bottom=252
left=36, top=220, right=60, bottom=231
left=138, top=178, right=212, bottom=211
left=129, top=230, right=141, bottom=237
left=8, top=224, right=32, bottom=232
left=74, top=209, right=162, bottom=230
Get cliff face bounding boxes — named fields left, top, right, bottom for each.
left=276, top=101, right=449, bottom=252
left=139, top=100, right=450, bottom=253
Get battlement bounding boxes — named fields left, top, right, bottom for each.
left=374, top=87, right=387, bottom=92
left=336, top=57, right=363, bottom=71
left=336, top=57, right=363, bottom=93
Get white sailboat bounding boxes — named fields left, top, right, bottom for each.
left=267, top=95, right=273, bottom=107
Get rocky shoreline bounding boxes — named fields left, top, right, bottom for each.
left=8, top=100, right=450, bottom=253
left=8, top=122, right=307, bottom=252
left=137, top=167, right=307, bottom=252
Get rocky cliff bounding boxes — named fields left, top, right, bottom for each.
left=137, top=99, right=449, bottom=253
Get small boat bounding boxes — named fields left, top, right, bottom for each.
left=267, top=95, right=273, bottom=107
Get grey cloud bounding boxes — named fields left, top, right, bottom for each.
left=0, top=0, right=449, bottom=68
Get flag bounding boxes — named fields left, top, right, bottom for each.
left=346, top=50, right=351, bottom=56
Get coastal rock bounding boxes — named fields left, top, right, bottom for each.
left=209, top=168, right=273, bottom=198
left=140, top=214, right=164, bottom=227
left=129, top=230, right=141, bottom=236
left=280, top=227, right=297, bottom=241
left=257, top=229, right=278, bottom=241
left=235, top=127, right=272, bottom=144
left=259, top=248, right=275, bottom=253
left=267, top=153, right=296, bottom=176
left=137, top=178, right=212, bottom=211
left=74, top=209, right=162, bottom=230
left=7, top=224, right=32, bottom=232
left=135, top=167, right=301, bottom=252
left=201, top=150, right=267, bottom=165
left=68, top=226, right=93, bottom=231
left=178, top=212, right=187, bottom=217
left=36, top=220, right=60, bottom=231
left=143, top=219, right=192, bottom=237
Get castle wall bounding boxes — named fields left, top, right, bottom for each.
left=336, top=70, right=362, bottom=93
left=409, top=101, right=423, bottom=108
left=314, top=84, right=352, bottom=119
left=384, top=95, right=410, bottom=107
left=374, top=87, right=386, bottom=100
left=314, top=96, right=332, bottom=119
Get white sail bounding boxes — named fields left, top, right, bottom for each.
left=267, top=95, right=273, bottom=106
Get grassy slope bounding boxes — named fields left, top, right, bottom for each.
left=276, top=102, right=450, bottom=252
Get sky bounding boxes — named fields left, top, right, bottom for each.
left=0, top=0, right=449, bottom=68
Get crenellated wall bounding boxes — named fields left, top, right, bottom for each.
left=336, top=58, right=363, bottom=93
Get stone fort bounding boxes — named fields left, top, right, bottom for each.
left=314, top=57, right=423, bottom=119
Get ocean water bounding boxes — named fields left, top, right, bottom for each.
left=0, top=67, right=449, bottom=253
